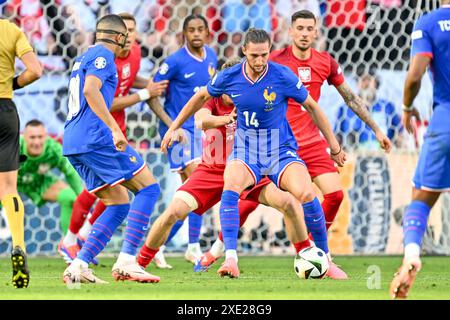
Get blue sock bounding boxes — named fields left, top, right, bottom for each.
left=303, top=197, right=329, bottom=254
left=121, top=183, right=160, bottom=256
left=403, top=200, right=430, bottom=248
left=166, top=219, right=184, bottom=244
left=188, top=212, right=203, bottom=244
left=219, top=190, right=240, bottom=251
left=78, top=203, right=130, bottom=264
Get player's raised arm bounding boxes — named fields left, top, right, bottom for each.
left=83, top=75, right=127, bottom=151
left=161, top=87, right=212, bottom=152
left=401, top=54, right=429, bottom=134
left=335, top=81, right=392, bottom=152
left=110, top=79, right=168, bottom=112
left=302, top=95, right=346, bottom=166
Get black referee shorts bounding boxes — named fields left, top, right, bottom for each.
left=0, top=98, right=20, bottom=172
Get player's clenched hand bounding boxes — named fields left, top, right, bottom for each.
left=402, top=107, right=421, bottom=134
left=147, top=80, right=169, bottom=98
left=112, top=128, right=127, bottom=152
left=375, top=130, right=392, bottom=153
left=330, top=146, right=347, bottom=167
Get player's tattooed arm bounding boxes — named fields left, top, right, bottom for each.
left=302, top=95, right=346, bottom=166
left=336, top=82, right=392, bottom=152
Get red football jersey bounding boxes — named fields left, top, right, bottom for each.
left=201, top=97, right=236, bottom=169
left=270, top=47, right=345, bottom=146
left=112, top=42, right=142, bottom=134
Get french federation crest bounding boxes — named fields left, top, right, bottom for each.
left=208, top=63, right=216, bottom=78
left=263, top=86, right=276, bottom=111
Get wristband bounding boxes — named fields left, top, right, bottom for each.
left=12, top=76, right=22, bottom=90
left=330, top=146, right=342, bottom=156
left=137, top=89, right=151, bottom=101
left=402, top=104, right=414, bottom=112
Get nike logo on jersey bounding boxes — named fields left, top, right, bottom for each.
left=231, top=93, right=242, bottom=98
left=184, top=72, right=196, bottom=78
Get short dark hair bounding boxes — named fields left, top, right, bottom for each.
left=243, top=28, right=271, bottom=47
left=25, top=119, right=44, bottom=127
left=96, top=14, right=127, bottom=33
left=183, top=14, right=209, bottom=32
left=291, top=10, right=317, bottom=24
left=117, top=12, right=136, bottom=25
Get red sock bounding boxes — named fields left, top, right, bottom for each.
left=137, top=244, right=159, bottom=268
left=293, top=238, right=311, bottom=253
left=218, top=200, right=259, bottom=241
left=68, top=189, right=97, bottom=234
left=89, top=200, right=106, bottom=225
left=321, top=190, right=344, bottom=230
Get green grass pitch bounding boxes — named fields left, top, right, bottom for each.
left=0, top=255, right=449, bottom=300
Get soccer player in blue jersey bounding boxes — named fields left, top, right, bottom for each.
left=161, top=28, right=346, bottom=278
left=148, top=14, right=218, bottom=264
left=62, top=14, right=161, bottom=284
left=390, top=1, right=450, bottom=299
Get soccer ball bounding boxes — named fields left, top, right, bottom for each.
left=294, top=247, right=329, bottom=279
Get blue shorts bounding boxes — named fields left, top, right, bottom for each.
left=166, top=136, right=202, bottom=172
left=413, top=132, right=450, bottom=192
left=230, top=145, right=306, bottom=188
left=68, top=144, right=146, bottom=193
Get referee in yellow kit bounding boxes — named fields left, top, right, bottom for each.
left=0, top=18, right=42, bottom=288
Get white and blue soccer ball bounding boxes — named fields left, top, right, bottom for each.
left=294, top=247, right=329, bottom=279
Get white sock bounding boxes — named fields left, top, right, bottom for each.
left=63, top=231, right=78, bottom=246
left=187, top=242, right=201, bottom=252
left=404, top=243, right=421, bottom=260
left=117, top=252, right=136, bottom=264
left=72, top=258, right=89, bottom=269
left=225, top=250, right=238, bottom=262
left=78, top=220, right=92, bottom=240
left=209, top=239, right=224, bottom=258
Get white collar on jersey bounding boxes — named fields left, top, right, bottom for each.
left=184, top=45, right=207, bottom=62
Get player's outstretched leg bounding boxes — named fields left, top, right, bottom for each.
left=137, top=196, right=194, bottom=281
left=185, top=212, right=203, bottom=264
left=152, top=220, right=184, bottom=269
left=279, top=162, right=347, bottom=280
left=63, top=186, right=131, bottom=285
left=112, top=168, right=161, bottom=283
left=195, top=200, right=258, bottom=272
left=390, top=196, right=435, bottom=299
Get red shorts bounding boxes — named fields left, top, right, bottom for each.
left=177, top=164, right=271, bottom=214
left=297, top=139, right=338, bottom=179
left=240, top=177, right=272, bottom=202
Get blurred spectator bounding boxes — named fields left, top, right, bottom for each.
left=3, top=0, right=52, bottom=55
left=335, top=73, right=402, bottom=150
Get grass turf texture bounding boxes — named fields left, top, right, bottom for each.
left=0, top=256, right=449, bottom=299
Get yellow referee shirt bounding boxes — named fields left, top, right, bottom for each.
left=0, top=19, right=33, bottom=99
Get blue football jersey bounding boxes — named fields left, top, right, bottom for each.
left=411, top=6, right=450, bottom=133
left=206, top=60, right=309, bottom=154
left=63, top=45, right=118, bottom=155
left=154, top=45, right=218, bottom=136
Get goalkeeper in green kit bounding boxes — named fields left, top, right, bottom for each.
left=15, top=119, right=83, bottom=234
